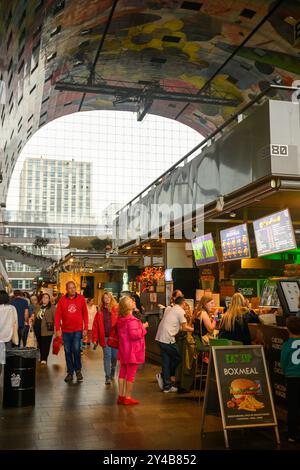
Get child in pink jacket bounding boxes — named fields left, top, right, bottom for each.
left=116, top=296, right=148, bottom=405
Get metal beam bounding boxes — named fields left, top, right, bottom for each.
left=55, top=81, right=240, bottom=106
left=78, top=0, right=119, bottom=111
left=137, top=96, right=153, bottom=121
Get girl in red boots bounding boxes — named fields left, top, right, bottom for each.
left=116, top=296, right=148, bottom=405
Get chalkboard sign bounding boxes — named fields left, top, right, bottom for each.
left=220, top=223, right=251, bottom=261
left=253, top=208, right=296, bottom=257
left=200, top=345, right=280, bottom=448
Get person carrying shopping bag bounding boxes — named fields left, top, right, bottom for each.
left=92, top=291, right=118, bottom=385
left=116, top=296, right=148, bottom=405
left=30, top=293, right=55, bottom=364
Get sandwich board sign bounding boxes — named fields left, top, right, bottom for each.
left=200, top=345, right=280, bottom=448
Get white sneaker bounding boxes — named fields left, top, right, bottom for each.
left=163, top=386, right=178, bottom=393
left=40, top=361, right=47, bottom=365
left=156, top=373, right=164, bottom=390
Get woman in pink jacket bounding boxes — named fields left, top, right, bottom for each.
left=117, top=296, right=148, bottom=405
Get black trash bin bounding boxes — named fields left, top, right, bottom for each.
left=3, top=347, right=37, bottom=408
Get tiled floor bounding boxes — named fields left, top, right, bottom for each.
left=0, top=347, right=299, bottom=450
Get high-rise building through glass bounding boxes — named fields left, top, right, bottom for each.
left=19, top=157, right=92, bottom=224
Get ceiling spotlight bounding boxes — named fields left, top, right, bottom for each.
left=229, top=212, right=236, bottom=218
left=70, top=257, right=74, bottom=262
left=145, top=246, right=151, bottom=250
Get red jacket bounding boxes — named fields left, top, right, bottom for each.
left=92, top=306, right=118, bottom=347
left=55, top=293, right=88, bottom=333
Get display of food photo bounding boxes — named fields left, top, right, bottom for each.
left=227, top=378, right=265, bottom=412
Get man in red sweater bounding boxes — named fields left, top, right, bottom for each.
left=55, top=281, right=88, bottom=383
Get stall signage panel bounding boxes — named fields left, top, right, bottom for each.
left=191, top=233, right=218, bottom=266
left=248, top=324, right=288, bottom=406
left=253, top=209, right=296, bottom=256
left=213, top=346, right=276, bottom=427
left=220, top=224, right=250, bottom=261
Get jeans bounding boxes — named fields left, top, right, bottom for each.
left=286, top=377, right=300, bottom=438
left=102, top=337, right=118, bottom=379
left=158, top=341, right=181, bottom=390
left=63, top=331, right=82, bottom=374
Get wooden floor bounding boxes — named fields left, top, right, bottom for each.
left=0, top=346, right=299, bottom=450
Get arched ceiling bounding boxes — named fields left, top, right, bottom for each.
left=0, top=0, right=299, bottom=202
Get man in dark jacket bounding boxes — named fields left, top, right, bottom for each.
left=11, top=290, right=29, bottom=346
left=55, top=281, right=88, bottom=383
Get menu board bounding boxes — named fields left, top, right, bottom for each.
left=220, top=224, right=250, bottom=261
left=213, top=346, right=276, bottom=427
left=191, top=233, right=218, bottom=266
left=200, top=345, right=279, bottom=447
left=253, top=209, right=296, bottom=257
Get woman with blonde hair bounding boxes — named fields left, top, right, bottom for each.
left=92, top=291, right=118, bottom=384
left=116, top=296, right=148, bottom=405
left=219, top=292, right=258, bottom=344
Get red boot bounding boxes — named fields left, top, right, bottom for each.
left=123, top=397, right=139, bottom=405
left=117, top=395, right=125, bottom=404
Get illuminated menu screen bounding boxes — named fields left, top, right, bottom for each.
left=192, top=233, right=218, bottom=266
left=253, top=209, right=296, bottom=257
left=220, top=223, right=250, bottom=261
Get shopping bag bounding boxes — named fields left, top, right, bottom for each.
left=26, top=327, right=37, bottom=348
left=12, top=320, right=19, bottom=346
left=52, top=336, right=62, bottom=355
left=107, top=324, right=119, bottom=349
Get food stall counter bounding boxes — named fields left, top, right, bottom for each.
left=248, top=322, right=289, bottom=421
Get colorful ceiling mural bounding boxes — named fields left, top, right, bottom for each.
left=0, top=0, right=299, bottom=202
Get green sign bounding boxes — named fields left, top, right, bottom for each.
left=191, top=233, right=218, bottom=266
